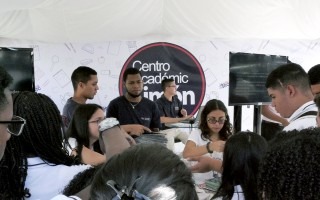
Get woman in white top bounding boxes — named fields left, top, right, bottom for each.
left=213, top=131, right=268, bottom=200
left=66, top=104, right=135, bottom=166
left=182, top=99, right=232, bottom=183
left=0, top=92, right=91, bottom=199
left=183, top=99, right=232, bottom=160
left=66, top=103, right=107, bottom=166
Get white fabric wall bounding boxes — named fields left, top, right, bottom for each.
left=1, top=38, right=320, bottom=131
left=1, top=0, right=320, bottom=42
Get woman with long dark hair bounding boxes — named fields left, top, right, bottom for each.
left=183, top=99, right=232, bottom=180
left=213, top=131, right=268, bottom=200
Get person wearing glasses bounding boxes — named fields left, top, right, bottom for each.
left=0, top=91, right=131, bottom=199
left=0, top=66, right=25, bottom=160
left=66, top=103, right=107, bottom=166
left=65, top=103, right=135, bottom=166
left=155, top=78, right=193, bottom=150
left=182, top=99, right=232, bottom=182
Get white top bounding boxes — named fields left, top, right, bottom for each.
left=25, top=157, right=91, bottom=200
left=188, top=129, right=223, bottom=160
left=188, top=129, right=223, bottom=183
left=231, top=185, right=244, bottom=200
left=212, top=185, right=244, bottom=200
left=51, top=195, right=81, bottom=200
left=283, top=101, right=317, bottom=131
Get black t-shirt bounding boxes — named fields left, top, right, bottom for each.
left=106, top=96, right=161, bottom=130
left=156, top=95, right=183, bottom=118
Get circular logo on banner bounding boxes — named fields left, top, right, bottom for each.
left=119, top=42, right=206, bottom=115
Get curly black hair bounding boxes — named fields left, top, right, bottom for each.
left=258, top=127, right=320, bottom=200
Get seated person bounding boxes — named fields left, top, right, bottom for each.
left=0, top=92, right=131, bottom=199
left=213, top=131, right=268, bottom=200
left=90, top=143, right=198, bottom=200
left=183, top=99, right=232, bottom=180
left=106, top=67, right=167, bottom=146
left=66, top=103, right=135, bottom=166
left=155, top=78, right=193, bottom=150
left=258, top=127, right=320, bottom=200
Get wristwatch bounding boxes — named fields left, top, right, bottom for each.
left=206, top=142, right=213, bottom=153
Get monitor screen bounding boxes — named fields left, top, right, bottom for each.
left=0, top=47, right=35, bottom=92
left=229, top=52, right=288, bottom=106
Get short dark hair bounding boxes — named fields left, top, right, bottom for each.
left=214, top=131, right=268, bottom=200
left=71, top=66, right=97, bottom=90
left=258, top=127, right=320, bottom=199
left=265, top=63, right=310, bottom=92
left=90, top=143, right=198, bottom=200
left=0, top=66, right=13, bottom=110
left=123, top=68, right=141, bottom=82
left=161, top=78, right=174, bottom=91
left=308, top=64, right=320, bottom=85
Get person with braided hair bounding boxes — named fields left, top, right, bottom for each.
left=258, top=127, right=320, bottom=200
left=0, top=70, right=130, bottom=199
left=0, top=91, right=91, bottom=199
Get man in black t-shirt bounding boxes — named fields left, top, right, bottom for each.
left=106, top=68, right=161, bottom=137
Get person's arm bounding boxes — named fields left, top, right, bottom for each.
left=190, top=156, right=222, bottom=173
left=120, top=124, right=151, bottom=136
left=261, top=105, right=289, bottom=126
left=183, top=140, right=224, bottom=158
left=180, top=108, right=187, bottom=117
left=183, top=140, right=209, bottom=158
left=160, top=115, right=194, bottom=124
left=98, top=118, right=131, bottom=159
left=80, top=146, right=106, bottom=166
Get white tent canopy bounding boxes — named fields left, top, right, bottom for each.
left=1, top=0, right=320, bottom=43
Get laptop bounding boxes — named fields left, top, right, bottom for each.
left=165, top=106, right=204, bottom=128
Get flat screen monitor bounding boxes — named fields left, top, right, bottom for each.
left=0, top=47, right=35, bottom=92
left=229, top=52, right=288, bottom=106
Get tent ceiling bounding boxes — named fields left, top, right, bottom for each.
left=1, top=0, right=320, bottom=43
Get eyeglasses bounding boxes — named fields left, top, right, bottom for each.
left=89, top=117, right=106, bottom=125
left=207, top=117, right=226, bottom=125
left=0, top=115, right=26, bottom=136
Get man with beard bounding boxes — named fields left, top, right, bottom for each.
left=62, top=66, right=99, bottom=128
left=106, top=67, right=161, bottom=138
